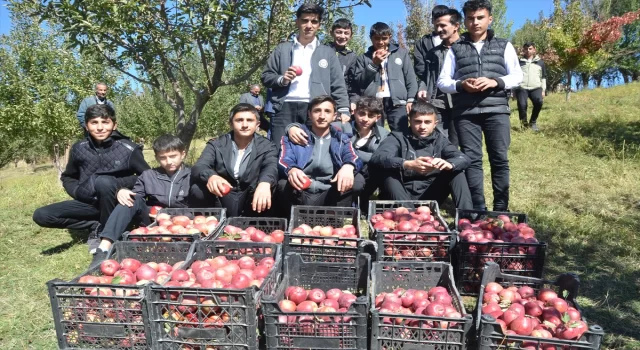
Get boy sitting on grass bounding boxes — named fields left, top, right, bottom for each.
left=90, top=134, right=190, bottom=266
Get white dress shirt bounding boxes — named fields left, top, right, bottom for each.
left=437, top=40, right=522, bottom=94
left=285, top=37, right=318, bottom=102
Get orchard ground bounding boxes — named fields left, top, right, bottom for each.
left=0, top=83, right=639, bottom=349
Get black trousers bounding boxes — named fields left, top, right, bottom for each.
left=189, top=182, right=273, bottom=218
left=100, top=196, right=152, bottom=242
left=276, top=174, right=365, bottom=218
left=454, top=113, right=510, bottom=211
left=272, top=102, right=309, bottom=149
left=32, top=175, right=133, bottom=232
left=437, top=106, right=459, bottom=148
left=378, top=171, right=473, bottom=210
left=380, top=97, right=408, bottom=133
left=515, top=88, right=544, bottom=124
left=358, top=165, right=380, bottom=216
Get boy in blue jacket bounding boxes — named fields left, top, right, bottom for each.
left=90, top=134, right=190, bottom=266
left=277, top=95, right=364, bottom=217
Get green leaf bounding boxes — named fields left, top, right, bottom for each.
left=562, top=312, right=571, bottom=323
left=563, top=290, right=569, bottom=298
left=111, top=276, right=122, bottom=285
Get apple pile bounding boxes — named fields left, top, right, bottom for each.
left=128, top=214, right=220, bottom=241
left=289, top=224, right=358, bottom=246
left=458, top=215, right=539, bottom=245
left=370, top=206, right=448, bottom=234
left=481, top=282, right=589, bottom=344
left=373, top=287, right=463, bottom=329
left=219, top=225, right=285, bottom=244
left=277, top=287, right=359, bottom=323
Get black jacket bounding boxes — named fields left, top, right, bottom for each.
left=132, top=166, right=191, bottom=208
left=413, top=32, right=440, bottom=85
left=191, top=133, right=278, bottom=192
left=349, top=43, right=418, bottom=106
left=61, top=130, right=149, bottom=204
left=419, top=40, right=459, bottom=109
left=370, top=130, right=470, bottom=191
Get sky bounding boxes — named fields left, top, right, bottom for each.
left=1, top=0, right=555, bottom=37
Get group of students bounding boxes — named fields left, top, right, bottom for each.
left=33, top=0, right=541, bottom=268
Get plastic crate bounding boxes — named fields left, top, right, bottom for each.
left=124, top=208, right=226, bottom=242
left=476, top=262, right=605, bottom=349
left=146, top=241, right=281, bottom=350
left=284, top=206, right=363, bottom=263
left=368, top=200, right=456, bottom=263
left=454, top=209, right=546, bottom=296
left=262, top=253, right=370, bottom=350
left=370, top=261, right=473, bottom=350
left=47, top=241, right=194, bottom=349
left=216, top=217, right=287, bottom=240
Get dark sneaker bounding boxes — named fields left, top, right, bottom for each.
left=87, top=223, right=101, bottom=254
left=530, top=123, right=540, bottom=132
left=520, top=120, right=528, bottom=129
left=89, top=249, right=108, bottom=270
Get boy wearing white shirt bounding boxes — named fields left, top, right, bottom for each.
left=437, top=0, right=522, bottom=211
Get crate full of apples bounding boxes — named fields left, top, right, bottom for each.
left=124, top=208, right=226, bottom=242
left=146, top=241, right=281, bottom=350
left=216, top=217, right=287, bottom=244
left=47, top=241, right=194, bottom=349
left=285, top=206, right=363, bottom=263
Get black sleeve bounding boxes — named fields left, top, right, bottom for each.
left=191, top=143, right=219, bottom=184
left=117, top=147, right=150, bottom=189
left=540, top=61, right=547, bottom=79
left=258, top=141, right=279, bottom=187
left=414, top=37, right=427, bottom=83
left=61, top=149, right=80, bottom=199
left=370, top=136, right=405, bottom=170
left=440, top=141, right=470, bottom=171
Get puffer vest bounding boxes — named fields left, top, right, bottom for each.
left=451, top=32, right=510, bottom=115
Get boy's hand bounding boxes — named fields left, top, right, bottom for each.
left=417, top=90, right=428, bottom=100
left=429, top=158, right=453, bottom=171
left=252, top=182, right=272, bottom=213
left=288, top=168, right=308, bottom=191
left=282, top=67, right=298, bottom=85
left=117, top=189, right=136, bottom=207
left=372, top=49, right=389, bottom=66
left=206, top=175, right=231, bottom=197
left=340, top=113, right=351, bottom=123
left=404, top=159, right=436, bottom=175
left=405, top=102, right=413, bottom=115
left=331, top=164, right=355, bottom=193
left=288, top=126, right=309, bottom=146
left=462, top=78, right=480, bottom=93
left=474, top=77, right=498, bottom=91
left=350, top=103, right=356, bottom=115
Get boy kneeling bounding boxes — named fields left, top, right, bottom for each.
left=277, top=95, right=364, bottom=216
left=90, top=134, right=190, bottom=266
left=371, top=101, right=472, bottom=209
left=190, top=104, right=278, bottom=217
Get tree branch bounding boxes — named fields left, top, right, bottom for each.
left=211, top=0, right=238, bottom=88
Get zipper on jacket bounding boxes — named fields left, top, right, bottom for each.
left=168, top=167, right=182, bottom=208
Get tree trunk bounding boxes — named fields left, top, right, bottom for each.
left=565, top=71, right=572, bottom=101
left=176, top=94, right=211, bottom=152
left=595, top=75, right=603, bottom=87
left=580, top=72, right=590, bottom=90
left=633, top=71, right=640, bottom=82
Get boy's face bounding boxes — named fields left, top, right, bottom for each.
left=523, top=45, right=536, bottom=58
left=410, top=113, right=438, bottom=138
left=296, top=13, right=321, bottom=42
left=308, top=101, right=336, bottom=131
left=371, top=34, right=391, bottom=51
left=86, top=117, right=116, bottom=143
left=434, top=15, right=460, bottom=41
left=354, top=108, right=381, bottom=132
left=156, top=149, right=185, bottom=173
left=331, top=28, right=352, bottom=48
left=230, top=111, right=259, bottom=138
left=464, top=8, right=492, bottom=37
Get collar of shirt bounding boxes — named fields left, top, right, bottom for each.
left=293, top=36, right=318, bottom=50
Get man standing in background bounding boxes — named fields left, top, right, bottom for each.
left=514, top=42, right=546, bottom=131
left=76, top=82, right=115, bottom=129
left=327, top=18, right=358, bottom=114
left=413, top=5, right=449, bottom=88
left=240, top=84, right=270, bottom=132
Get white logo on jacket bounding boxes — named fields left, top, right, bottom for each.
left=319, top=59, right=328, bottom=68
left=395, top=57, right=402, bottom=65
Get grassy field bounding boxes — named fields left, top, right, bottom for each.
left=0, top=83, right=639, bottom=349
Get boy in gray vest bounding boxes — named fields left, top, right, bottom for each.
left=437, top=0, right=522, bottom=211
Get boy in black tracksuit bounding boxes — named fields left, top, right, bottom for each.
left=90, top=134, right=190, bottom=266
left=370, top=101, right=473, bottom=209
left=190, top=104, right=278, bottom=217
left=32, top=104, right=149, bottom=253
left=349, top=22, right=418, bottom=133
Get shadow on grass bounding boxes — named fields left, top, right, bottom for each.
left=33, top=164, right=54, bottom=172
left=40, top=229, right=87, bottom=256
left=530, top=212, right=640, bottom=347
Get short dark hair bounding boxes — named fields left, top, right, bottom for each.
left=432, top=5, right=450, bottom=20
left=85, top=104, right=116, bottom=124
left=434, top=8, right=462, bottom=26
left=308, top=95, right=336, bottom=113
left=370, top=22, right=392, bottom=38
left=296, top=3, right=324, bottom=20
left=523, top=42, right=536, bottom=49
left=229, top=103, right=260, bottom=122
left=332, top=18, right=352, bottom=32
left=462, top=0, right=493, bottom=16
left=409, top=101, right=438, bottom=119
left=355, top=97, right=383, bottom=116
left=153, top=134, right=185, bottom=154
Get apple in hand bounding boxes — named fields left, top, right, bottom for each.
left=292, top=65, right=303, bottom=76
left=220, top=183, right=231, bottom=196
left=300, top=176, right=311, bottom=190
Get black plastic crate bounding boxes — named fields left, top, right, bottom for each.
left=262, top=253, right=370, bottom=350
left=454, top=209, right=546, bottom=296
left=368, top=201, right=456, bottom=263
left=370, top=261, right=473, bottom=350
left=124, top=207, right=226, bottom=242
left=146, top=241, right=281, bottom=350
left=47, top=241, right=194, bottom=350
left=284, top=206, right=363, bottom=263
left=216, top=217, right=287, bottom=241
left=476, top=262, right=605, bottom=349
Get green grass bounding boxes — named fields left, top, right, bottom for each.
left=1, top=84, right=639, bottom=348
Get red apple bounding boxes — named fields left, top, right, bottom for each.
left=100, top=259, right=120, bottom=276
left=292, top=65, right=303, bottom=76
